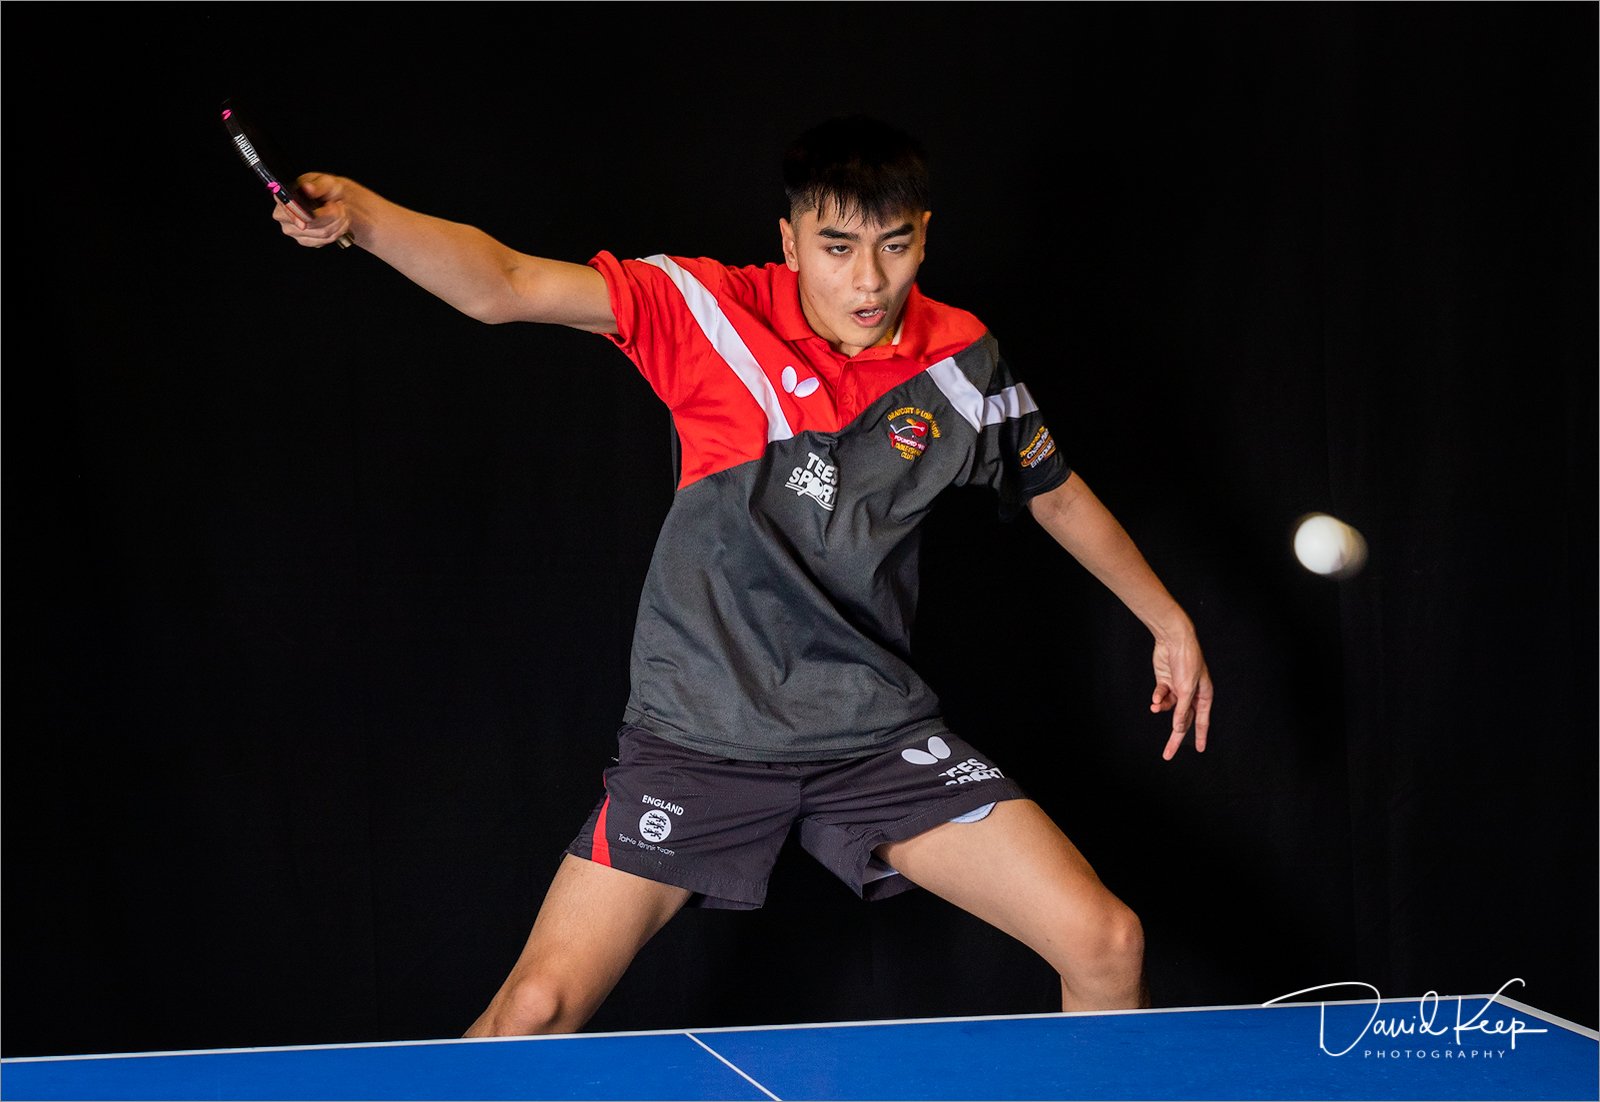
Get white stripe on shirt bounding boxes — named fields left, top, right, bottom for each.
left=642, top=255, right=794, bottom=442
left=926, top=356, right=1038, bottom=432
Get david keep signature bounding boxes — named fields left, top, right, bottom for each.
left=1263, top=978, right=1549, bottom=1055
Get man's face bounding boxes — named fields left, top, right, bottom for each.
left=780, top=201, right=931, bottom=358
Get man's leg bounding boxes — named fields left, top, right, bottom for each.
left=464, top=854, right=692, bottom=1037
left=874, top=799, right=1147, bottom=1011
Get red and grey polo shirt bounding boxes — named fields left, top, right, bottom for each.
left=589, top=251, right=1071, bottom=761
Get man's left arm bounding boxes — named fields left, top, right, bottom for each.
left=1026, top=472, right=1214, bottom=760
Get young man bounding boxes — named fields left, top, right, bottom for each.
left=274, top=115, right=1213, bottom=1037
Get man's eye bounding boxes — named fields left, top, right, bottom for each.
left=883, top=243, right=909, bottom=254
left=827, top=244, right=851, bottom=256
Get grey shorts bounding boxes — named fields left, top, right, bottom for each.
left=565, top=724, right=1028, bottom=909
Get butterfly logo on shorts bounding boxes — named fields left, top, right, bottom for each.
left=901, top=736, right=953, bottom=766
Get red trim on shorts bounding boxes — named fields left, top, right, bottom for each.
left=591, top=796, right=613, bottom=866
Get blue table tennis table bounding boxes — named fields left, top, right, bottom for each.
left=3, top=993, right=1595, bottom=1100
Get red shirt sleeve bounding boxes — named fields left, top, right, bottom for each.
left=588, top=250, right=706, bottom=410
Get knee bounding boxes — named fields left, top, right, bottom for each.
left=475, top=973, right=584, bottom=1037
left=1054, top=902, right=1145, bottom=1011
left=1068, top=902, right=1144, bottom=980
left=1101, top=905, right=1144, bottom=970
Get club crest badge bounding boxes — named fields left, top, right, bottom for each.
left=885, top=406, right=941, bottom=461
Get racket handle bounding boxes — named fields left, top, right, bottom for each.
left=284, top=195, right=355, bottom=249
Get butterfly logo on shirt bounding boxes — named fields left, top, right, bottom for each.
left=781, top=366, right=820, bottom=398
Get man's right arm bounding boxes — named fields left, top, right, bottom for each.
left=275, top=173, right=617, bottom=335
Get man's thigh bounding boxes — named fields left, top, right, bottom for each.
left=467, top=854, right=693, bottom=1035
left=522, top=854, right=694, bottom=985
left=795, top=730, right=1026, bottom=900
left=873, top=799, right=1130, bottom=957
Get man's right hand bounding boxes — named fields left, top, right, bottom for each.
left=275, top=173, right=357, bottom=249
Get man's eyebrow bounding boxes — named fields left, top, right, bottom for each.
left=817, top=222, right=916, bottom=243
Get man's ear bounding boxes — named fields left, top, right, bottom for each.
left=779, top=217, right=799, bottom=270
left=920, top=210, right=932, bottom=254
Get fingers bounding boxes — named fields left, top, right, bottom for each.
left=1162, top=682, right=1195, bottom=760
left=270, top=196, right=301, bottom=229
left=1150, top=682, right=1171, bottom=712
left=1161, top=726, right=1187, bottom=762
left=282, top=196, right=314, bottom=228
left=268, top=173, right=350, bottom=246
left=1148, top=680, right=1186, bottom=761
left=296, top=172, right=338, bottom=203
left=1191, top=674, right=1214, bottom=753
left=1150, top=664, right=1214, bottom=760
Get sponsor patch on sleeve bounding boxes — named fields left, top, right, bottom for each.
left=1019, top=425, right=1058, bottom=469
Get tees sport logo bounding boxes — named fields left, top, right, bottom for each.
left=787, top=451, right=838, bottom=511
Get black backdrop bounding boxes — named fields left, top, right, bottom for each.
left=4, top=2, right=1595, bottom=1058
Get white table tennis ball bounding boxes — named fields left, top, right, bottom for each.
left=1293, top=513, right=1368, bottom=577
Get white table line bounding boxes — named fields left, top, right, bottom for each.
left=684, top=1032, right=782, bottom=1101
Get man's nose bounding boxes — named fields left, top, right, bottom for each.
left=852, top=253, right=886, bottom=292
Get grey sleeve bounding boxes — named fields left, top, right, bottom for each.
left=960, top=349, right=1073, bottom=522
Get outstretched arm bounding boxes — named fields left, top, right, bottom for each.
left=1026, top=472, right=1213, bottom=759
left=274, top=173, right=616, bottom=334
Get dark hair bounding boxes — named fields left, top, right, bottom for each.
left=782, top=114, right=931, bottom=224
